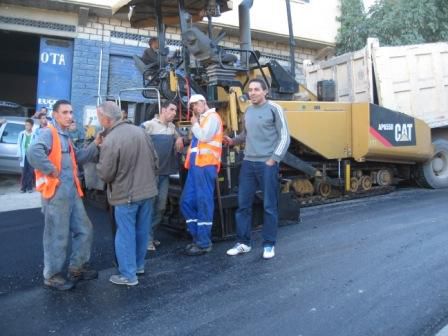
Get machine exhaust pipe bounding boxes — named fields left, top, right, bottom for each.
left=239, top=0, right=253, bottom=67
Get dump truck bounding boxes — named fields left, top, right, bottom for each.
left=305, top=38, right=448, bottom=189
left=96, top=0, right=444, bottom=238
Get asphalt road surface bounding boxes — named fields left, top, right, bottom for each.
left=1, top=188, right=448, bottom=336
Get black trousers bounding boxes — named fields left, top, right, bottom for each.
left=21, top=156, right=34, bottom=191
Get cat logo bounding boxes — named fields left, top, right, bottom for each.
left=395, top=123, right=413, bottom=142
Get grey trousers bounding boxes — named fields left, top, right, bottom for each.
left=42, top=185, right=93, bottom=279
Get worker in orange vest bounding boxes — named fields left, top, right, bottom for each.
left=27, top=99, right=102, bottom=291
left=181, top=94, right=223, bottom=256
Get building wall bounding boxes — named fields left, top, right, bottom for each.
left=0, top=3, right=320, bottom=122
left=214, top=0, right=340, bottom=45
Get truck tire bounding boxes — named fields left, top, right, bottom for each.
left=417, top=139, right=448, bottom=188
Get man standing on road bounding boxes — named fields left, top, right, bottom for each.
left=28, top=100, right=101, bottom=290
left=142, top=101, right=184, bottom=251
left=17, top=118, right=36, bottom=193
left=180, top=94, right=223, bottom=256
left=225, top=78, right=290, bottom=259
left=33, top=112, right=48, bottom=139
left=96, top=101, right=158, bottom=286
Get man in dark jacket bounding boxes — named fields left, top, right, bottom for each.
left=96, top=101, right=159, bottom=286
left=141, top=37, right=166, bottom=73
left=142, top=101, right=184, bottom=251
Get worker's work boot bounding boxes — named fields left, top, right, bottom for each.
left=185, top=244, right=212, bottom=256
left=184, top=243, right=196, bottom=252
left=44, top=273, right=75, bottom=291
left=68, top=264, right=98, bottom=282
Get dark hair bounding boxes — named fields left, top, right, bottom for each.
left=25, top=118, right=34, bottom=125
left=161, top=100, right=176, bottom=109
left=248, top=78, right=268, bottom=90
left=40, top=107, right=48, bottom=111
left=149, top=37, right=158, bottom=46
left=53, top=99, right=71, bottom=112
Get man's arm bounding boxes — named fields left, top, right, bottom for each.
left=96, top=139, right=119, bottom=183
left=224, top=114, right=246, bottom=146
left=75, top=141, right=99, bottom=165
left=16, top=131, right=23, bottom=158
left=191, top=113, right=221, bottom=142
left=144, top=131, right=159, bottom=175
left=27, top=128, right=57, bottom=175
left=270, top=102, right=290, bottom=162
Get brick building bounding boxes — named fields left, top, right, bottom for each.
left=0, top=0, right=339, bottom=125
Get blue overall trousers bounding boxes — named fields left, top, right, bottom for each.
left=180, top=136, right=217, bottom=248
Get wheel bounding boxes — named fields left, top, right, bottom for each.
left=417, top=139, right=448, bottom=188
left=350, top=177, right=359, bottom=192
left=376, top=169, right=392, bottom=186
left=315, top=180, right=332, bottom=197
left=360, top=175, right=372, bottom=191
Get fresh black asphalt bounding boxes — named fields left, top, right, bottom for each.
left=1, top=188, right=448, bottom=336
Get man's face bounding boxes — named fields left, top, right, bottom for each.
left=39, top=115, right=48, bottom=127
left=161, top=103, right=177, bottom=122
left=248, top=81, right=267, bottom=105
left=151, top=40, right=159, bottom=49
left=53, top=104, right=73, bottom=129
left=190, top=100, right=206, bottom=115
left=69, top=122, right=77, bottom=131
left=40, top=108, right=48, bottom=115
left=25, top=122, right=33, bottom=132
left=96, top=108, right=109, bottom=128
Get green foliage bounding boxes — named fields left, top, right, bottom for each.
left=335, top=0, right=368, bottom=55
left=335, top=0, right=448, bottom=55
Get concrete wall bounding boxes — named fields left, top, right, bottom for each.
left=213, top=0, right=340, bottom=45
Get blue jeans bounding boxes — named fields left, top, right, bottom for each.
left=149, top=175, right=169, bottom=242
left=235, top=160, right=279, bottom=247
left=114, top=198, right=154, bottom=281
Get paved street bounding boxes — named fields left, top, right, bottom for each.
left=1, top=187, right=448, bottom=336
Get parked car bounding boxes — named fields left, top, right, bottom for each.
left=0, top=116, right=38, bottom=174
left=0, top=100, right=27, bottom=117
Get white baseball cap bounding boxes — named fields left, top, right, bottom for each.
left=188, top=94, right=206, bottom=105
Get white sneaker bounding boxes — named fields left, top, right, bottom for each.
left=147, top=241, right=156, bottom=251
left=263, top=246, right=275, bottom=259
left=109, top=274, right=138, bottom=286
left=226, top=243, right=251, bottom=256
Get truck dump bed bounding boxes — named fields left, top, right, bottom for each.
left=305, top=38, right=448, bottom=128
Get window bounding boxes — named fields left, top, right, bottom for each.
left=0, top=122, right=23, bottom=144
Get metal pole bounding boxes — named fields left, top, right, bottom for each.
left=285, top=0, right=296, bottom=78
left=178, top=0, right=190, bottom=77
left=97, top=46, right=103, bottom=105
left=155, top=0, right=166, bottom=68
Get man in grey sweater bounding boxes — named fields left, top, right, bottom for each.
left=225, top=78, right=290, bottom=259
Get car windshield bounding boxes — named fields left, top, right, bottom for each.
left=0, top=123, right=23, bottom=144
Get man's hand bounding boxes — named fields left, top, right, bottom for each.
left=265, top=158, right=276, bottom=166
left=223, top=135, right=234, bottom=146
left=190, top=115, right=198, bottom=125
left=175, top=137, right=184, bottom=153
left=94, top=133, right=103, bottom=146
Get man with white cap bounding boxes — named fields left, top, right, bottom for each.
left=180, top=94, right=223, bottom=256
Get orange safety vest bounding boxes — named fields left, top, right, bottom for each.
left=35, top=125, right=84, bottom=199
left=184, top=111, right=223, bottom=172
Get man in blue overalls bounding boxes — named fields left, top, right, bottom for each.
left=181, top=94, right=223, bottom=256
